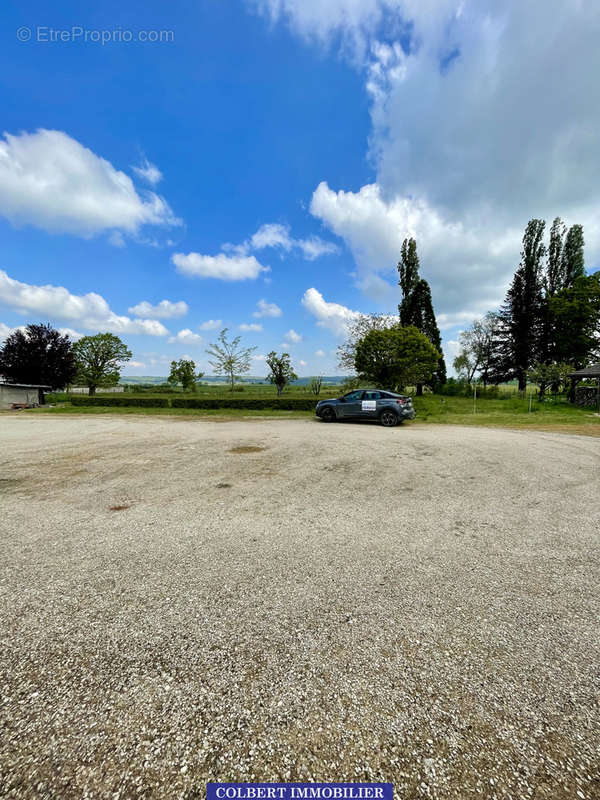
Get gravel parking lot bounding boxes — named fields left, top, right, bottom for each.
left=1, top=415, right=599, bottom=799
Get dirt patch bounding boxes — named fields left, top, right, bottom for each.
left=1, top=416, right=600, bottom=798
left=228, top=445, right=265, bottom=453
left=108, top=504, right=131, bottom=511
left=215, top=482, right=232, bottom=488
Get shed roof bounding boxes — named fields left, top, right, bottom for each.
left=567, top=362, right=600, bottom=378
left=0, top=382, right=52, bottom=389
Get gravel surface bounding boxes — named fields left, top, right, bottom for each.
left=1, top=415, right=599, bottom=799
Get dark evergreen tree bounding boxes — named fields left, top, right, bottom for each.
left=0, top=323, right=76, bottom=389
left=397, top=237, right=446, bottom=390
left=412, top=280, right=446, bottom=385
left=496, top=219, right=546, bottom=390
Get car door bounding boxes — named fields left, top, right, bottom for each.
left=339, top=390, right=364, bottom=418
left=360, top=390, right=380, bottom=419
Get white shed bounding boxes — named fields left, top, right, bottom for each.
left=0, top=383, right=50, bottom=409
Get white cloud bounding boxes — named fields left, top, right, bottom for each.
left=248, top=222, right=338, bottom=260
left=252, top=0, right=600, bottom=330
left=299, top=359, right=307, bottom=367
left=253, top=299, right=282, bottom=318
left=131, top=158, right=163, bottom=186
left=0, top=322, right=17, bottom=341
left=198, top=319, right=223, bottom=330
left=128, top=299, right=189, bottom=319
left=172, top=252, right=270, bottom=281
left=301, top=287, right=360, bottom=337
left=225, top=222, right=338, bottom=262
left=57, top=327, right=84, bottom=341
left=239, top=322, right=263, bottom=331
left=252, top=353, right=267, bottom=362
left=311, top=181, right=517, bottom=316
left=128, top=360, right=147, bottom=369
left=0, top=129, right=180, bottom=237
left=250, top=223, right=293, bottom=251
left=0, top=271, right=168, bottom=336
left=315, top=349, right=326, bottom=357
left=296, top=237, right=339, bottom=260
left=250, top=0, right=398, bottom=60
left=284, top=328, right=302, bottom=343
left=168, top=329, right=203, bottom=344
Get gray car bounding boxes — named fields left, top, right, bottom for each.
left=315, top=389, right=416, bottom=427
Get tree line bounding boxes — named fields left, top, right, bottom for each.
left=0, top=327, right=133, bottom=395
left=0, top=325, right=300, bottom=396
left=2, top=221, right=596, bottom=399
left=339, top=220, right=599, bottom=397
left=454, top=218, right=600, bottom=396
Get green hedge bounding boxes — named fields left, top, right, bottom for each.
left=67, top=395, right=317, bottom=410
left=70, top=396, right=170, bottom=408
left=171, top=397, right=318, bottom=411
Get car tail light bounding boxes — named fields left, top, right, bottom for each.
left=396, top=398, right=407, bottom=405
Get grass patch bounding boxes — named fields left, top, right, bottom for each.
left=31, top=404, right=312, bottom=419
left=411, top=394, right=600, bottom=435
left=32, top=393, right=600, bottom=435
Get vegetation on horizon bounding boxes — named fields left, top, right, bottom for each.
left=1, top=220, right=598, bottom=411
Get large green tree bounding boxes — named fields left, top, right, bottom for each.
left=539, top=219, right=586, bottom=366
left=72, top=333, right=132, bottom=395
left=397, top=238, right=446, bottom=390
left=453, top=312, right=499, bottom=386
left=550, top=272, right=600, bottom=370
left=354, top=325, right=440, bottom=391
left=265, top=351, right=297, bottom=396
left=206, top=328, right=256, bottom=390
left=496, top=219, right=546, bottom=390
left=168, top=359, right=203, bottom=392
left=0, top=323, right=76, bottom=389
left=337, top=312, right=396, bottom=372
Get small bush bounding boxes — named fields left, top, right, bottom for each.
left=121, top=383, right=173, bottom=393
left=45, top=392, right=70, bottom=403
left=439, top=379, right=504, bottom=399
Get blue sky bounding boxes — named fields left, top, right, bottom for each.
left=1, top=0, right=599, bottom=376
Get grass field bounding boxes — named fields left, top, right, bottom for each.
left=31, top=390, right=600, bottom=435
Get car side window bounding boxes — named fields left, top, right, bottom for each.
left=364, top=391, right=380, bottom=400
left=344, top=391, right=363, bottom=401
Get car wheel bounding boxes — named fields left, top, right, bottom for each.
left=320, top=406, right=336, bottom=422
left=380, top=409, right=398, bottom=427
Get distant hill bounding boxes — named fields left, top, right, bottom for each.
left=120, top=375, right=348, bottom=386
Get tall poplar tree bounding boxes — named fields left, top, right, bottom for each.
left=560, top=224, right=585, bottom=288
left=546, top=217, right=567, bottom=297
left=497, top=219, right=546, bottom=390
left=397, top=238, right=446, bottom=390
